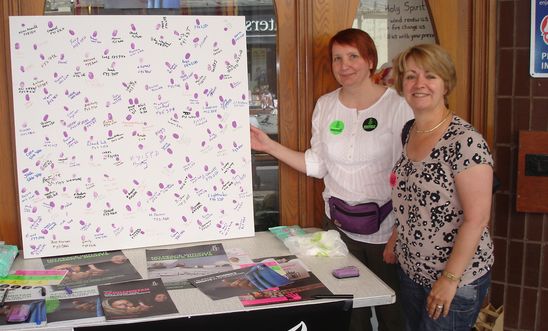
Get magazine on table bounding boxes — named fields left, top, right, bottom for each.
left=146, top=243, right=233, bottom=290
left=41, top=250, right=142, bottom=290
left=0, top=287, right=47, bottom=329
left=98, top=278, right=177, bottom=321
left=189, top=263, right=292, bottom=301
left=46, top=286, right=104, bottom=325
left=237, top=255, right=332, bottom=306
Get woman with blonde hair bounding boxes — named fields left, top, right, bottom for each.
left=388, top=43, right=494, bottom=330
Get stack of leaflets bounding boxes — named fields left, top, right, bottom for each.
left=189, top=263, right=292, bottom=301
left=0, top=287, right=46, bottom=329
left=41, top=250, right=141, bottom=290
left=98, top=278, right=177, bottom=321
left=46, top=286, right=104, bottom=326
left=146, top=243, right=232, bottom=290
left=237, top=256, right=332, bottom=306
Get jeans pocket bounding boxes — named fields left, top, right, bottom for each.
left=451, top=283, right=478, bottom=313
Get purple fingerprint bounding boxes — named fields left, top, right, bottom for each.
left=242, top=94, right=246, bottom=100
left=123, top=188, right=128, bottom=194
left=88, top=72, right=94, bottom=79
left=193, top=37, right=199, bottom=43
left=126, top=114, right=132, bottom=121
left=195, top=111, right=200, bottom=118
left=20, top=65, right=24, bottom=73
left=217, top=223, right=222, bottom=228
left=60, top=53, right=65, bottom=60
left=33, top=44, right=37, bottom=50
left=137, top=201, right=142, bottom=207
left=108, top=130, right=113, bottom=137
left=112, top=29, right=118, bottom=37
left=80, top=219, right=85, bottom=225
left=185, top=156, right=190, bottom=162
left=96, top=227, right=101, bottom=233
left=126, top=205, right=132, bottom=211
left=133, top=179, right=139, bottom=185
left=50, top=201, right=55, bottom=207
left=203, top=206, right=208, bottom=212
left=197, top=219, right=202, bottom=226
left=44, top=186, right=49, bottom=192
left=132, top=131, right=137, bottom=136
left=32, top=206, right=37, bottom=213
left=172, top=133, right=179, bottom=139
left=203, top=89, right=208, bottom=95
left=204, top=165, right=209, bottom=171
left=92, top=31, right=97, bottom=37
left=224, top=27, right=228, bottom=31
left=217, top=143, right=223, bottom=149
left=171, top=228, right=176, bottom=233
left=217, top=114, right=223, bottom=119
left=25, top=94, right=30, bottom=101
left=63, top=131, right=68, bottom=137
left=41, top=228, right=48, bottom=234
left=76, top=66, right=81, bottom=71
left=43, top=87, right=49, bottom=94
left=64, top=225, right=70, bottom=230
left=69, top=29, right=75, bottom=35
left=40, top=54, right=45, bottom=60
left=165, top=61, right=171, bottom=68
left=147, top=191, right=153, bottom=196
left=194, top=74, right=198, bottom=79
left=185, top=53, right=191, bottom=59
left=214, top=41, right=218, bottom=47
left=131, top=23, right=136, bottom=31
left=232, top=121, right=237, bottom=128
left=188, top=174, right=193, bottom=179
left=86, top=202, right=91, bottom=208
left=233, top=141, right=238, bottom=147
left=64, top=106, right=69, bottom=111
left=138, top=144, right=143, bottom=149
left=168, top=163, right=173, bottom=168
left=219, top=74, right=224, bottom=80
left=108, top=112, right=113, bottom=120
left=193, top=93, right=198, bottom=99
left=213, top=185, right=217, bottom=191
left=106, top=202, right=111, bottom=208
left=104, top=48, right=109, bottom=55
left=65, top=89, right=69, bottom=95
left=166, top=148, right=173, bottom=154
left=196, top=18, right=200, bottom=25
left=231, top=38, right=236, bottom=45
left=182, top=216, right=187, bottom=222
left=201, top=141, right=206, bottom=147
left=159, top=183, right=165, bottom=189
left=129, top=98, right=133, bottom=105
left=48, top=21, right=53, bottom=28
left=219, top=95, right=224, bottom=102
left=130, top=42, right=135, bottom=49
left=174, top=30, right=180, bottom=36
left=134, top=98, right=139, bottom=104
left=170, top=78, right=175, bottom=84
left=231, top=169, right=236, bottom=174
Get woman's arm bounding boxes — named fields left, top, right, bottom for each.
left=427, top=164, right=493, bottom=319
left=250, top=125, right=306, bottom=173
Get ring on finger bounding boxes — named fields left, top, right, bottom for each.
left=436, top=304, right=443, bottom=310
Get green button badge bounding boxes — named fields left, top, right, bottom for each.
left=329, top=120, right=345, bottom=135
left=362, top=117, right=378, bottom=131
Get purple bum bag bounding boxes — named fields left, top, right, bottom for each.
left=328, top=197, right=393, bottom=235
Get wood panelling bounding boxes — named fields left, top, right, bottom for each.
left=0, top=1, right=45, bottom=247
left=428, top=0, right=471, bottom=121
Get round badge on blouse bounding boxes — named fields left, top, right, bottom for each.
left=329, top=120, right=345, bottom=135
left=362, top=117, right=378, bottom=131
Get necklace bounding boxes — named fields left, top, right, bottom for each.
left=413, top=110, right=452, bottom=134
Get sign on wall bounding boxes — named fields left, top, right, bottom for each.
left=9, top=16, right=254, bottom=258
left=530, top=0, right=548, bottom=77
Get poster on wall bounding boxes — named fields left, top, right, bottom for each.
left=530, top=0, right=548, bottom=77
left=9, top=15, right=254, bottom=258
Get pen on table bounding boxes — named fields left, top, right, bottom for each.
left=312, top=294, right=354, bottom=299
left=63, top=285, right=73, bottom=294
left=0, top=289, right=9, bottom=307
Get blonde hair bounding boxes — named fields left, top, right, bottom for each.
left=392, top=44, right=456, bottom=100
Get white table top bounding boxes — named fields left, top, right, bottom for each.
left=7, top=230, right=395, bottom=330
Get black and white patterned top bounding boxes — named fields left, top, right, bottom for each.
left=391, top=115, right=494, bottom=287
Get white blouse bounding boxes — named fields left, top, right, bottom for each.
left=305, top=87, right=413, bottom=244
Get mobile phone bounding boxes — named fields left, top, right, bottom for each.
left=7, top=304, right=31, bottom=323
left=332, top=266, right=359, bottom=279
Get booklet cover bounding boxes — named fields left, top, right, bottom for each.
left=189, top=263, right=292, bottom=301
left=237, top=256, right=332, bottom=306
left=46, top=286, right=104, bottom=325
left=41, top=250, right=142, bottom=290
left=146, top=243, right=233, bottom=290
left=98, top=278, right=177, bottom=320
left=0, top=287, right=47, bottom=329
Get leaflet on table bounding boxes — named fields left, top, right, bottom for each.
left=237, top=255, right=332, bottom=306
left=225, top=247, right=254, bottom=267
left=146, top=243, right=232, bottom=290
left=41, top=250, right=141, bottom=290
left=0, top=287, right=47, bottom=329
left=189, top=263, right=292, bottom=301
left=98, top=278, right=178, bottom=321
left=46, top=286, right=105, bottom=325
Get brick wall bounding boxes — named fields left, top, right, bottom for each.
left=492, top=1, right=548, bottom=330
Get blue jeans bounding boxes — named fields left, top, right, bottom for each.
left=397, top=266, right=490, bottom=331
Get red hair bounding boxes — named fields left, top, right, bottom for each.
left=328, top=28, right=378, bottom=76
